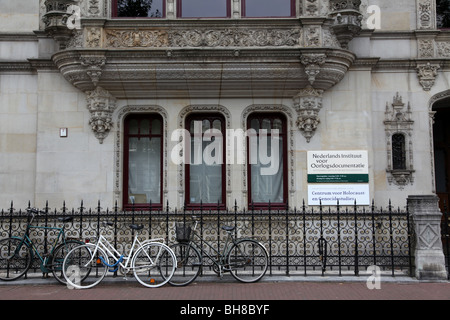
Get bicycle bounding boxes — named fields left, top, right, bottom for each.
left=62, top=221, right=177, bottom=289
left=0, top=208, right=84, bottom=284
left=169, top=216, right=268, bottom=286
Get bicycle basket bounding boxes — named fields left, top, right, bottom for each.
left=175, top=223, right=192, bottom=243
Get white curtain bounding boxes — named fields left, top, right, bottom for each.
left=250, top=135, right=284, bottom=203
left=189, top=136, right=222, bottom=204
left=128, top=137, right=161, bottom=204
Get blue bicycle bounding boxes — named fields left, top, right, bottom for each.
left=0, top=208, right=84, bottom=284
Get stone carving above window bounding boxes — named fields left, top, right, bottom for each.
left=417, top=0, right=436, bottom=30
left=105, top=28, right=302, bottom=48
left=384, top=93, right=415, bottom=188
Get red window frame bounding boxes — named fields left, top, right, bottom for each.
left=241, top=0, right=295, bottom=18
left=247, top=113, right=288, bottom=210
left=185, top=114, right=226, bottom=209
left=112, top=0, right=166, bottom=18
left=123, top=114, right=164, bottom=210
left=177, top=0, right=231, bottom=18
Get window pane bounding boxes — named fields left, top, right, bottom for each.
left=250, top=119, right=260, bottom=130
left=392, top=134, right=406, bottom=170
left=437, top=0, right=450, bottom=28
left=117, top=0, right=163, bottom=17
left=244, top=0, right=292, bottom=17
left=261, top=118, right=271, bottom=132
left=128, top=119, right=139, bottom=134
left=180, top=0, right=228, bottom=17
left=140, top=119, right=150, bottom=135
left=250, top=136, right=283, bottom=203
left=128, top=137, right=161, bottom=204
left=151, top=119, right=162, bottom=134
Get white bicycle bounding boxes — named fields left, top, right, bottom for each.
left=62, top=223, right=176, bottom=289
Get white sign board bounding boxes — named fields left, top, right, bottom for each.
left=307, top=150, right=368, bottom=174
left=308, top=184, right=370, bottom=206
left=307, top=150, right=369, bottom=183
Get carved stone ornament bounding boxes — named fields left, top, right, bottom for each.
left=293, top=87, right=324, bottom=142
left=42, top=0, right=79, bottom=48
left=80, top=55, right=106, bottom=87
left=384, top=93, right=415, bottom=188
left=86, top=86, right=117, bottom=144
left=417, top=0, right=436, bottom=30
left=329, top=0, right=363, bottom=49
left=416, top=62, right=440, bottom=91
left=300, top=53, right=327, bottom=85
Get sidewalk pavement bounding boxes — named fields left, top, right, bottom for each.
left=0, top=272, right=448, bottom=302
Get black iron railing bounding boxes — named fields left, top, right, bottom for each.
left=441, top=204, right=450, bottom=280
left=0, top=200, right=413, bottom=278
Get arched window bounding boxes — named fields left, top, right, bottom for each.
left=241, top=0, right=295, bottom=18
left=247, top=113, right=287, bottom=208
left=185, top=114, right=226, bottom=208
left=112, top=0, right=164, bottom=18
left=123, top=114, right=163, bottom=209
left=392, top=133, right=406, bottom=170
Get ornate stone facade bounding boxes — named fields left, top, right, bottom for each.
left=0, top=0, right=448, bottom=222
left=2, top=0, right=450, bottom=280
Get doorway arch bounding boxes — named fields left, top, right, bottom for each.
left=431, top=90, right=450, bottom=211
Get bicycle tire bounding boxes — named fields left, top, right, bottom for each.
left=63, top=243, right=108, bottom=289
left=227, top=239, right=268, bottom=283
left=51, top=240, right=85, bottom=285
left=168, top=242, right=202, bottom=286
left=0, top=237, right=33, bottom=281
left=132, top=242, right=176, bottom=288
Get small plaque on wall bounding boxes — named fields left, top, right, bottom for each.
left=60, top=128, right=68, bottom=138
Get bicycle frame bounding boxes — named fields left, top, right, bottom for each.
left=185, top=221, right=240, bottom=273
left=13, top=213, right=68, bottom=273
left=83, top=233, right=165, bottom=274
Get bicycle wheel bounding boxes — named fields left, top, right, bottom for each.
left=51, top=240, right=85, bottom=285
left=132, top=242, right=176, bottom=288
left=63, top=243, right=108, bottom=289
left=0, top=237, right=32, bottom=281
left=227, top=239, right=268, bottom=283
left=168, top=243, right=202, bottom=286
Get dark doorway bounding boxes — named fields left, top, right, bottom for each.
left=433, top=97, right=450, bottom=212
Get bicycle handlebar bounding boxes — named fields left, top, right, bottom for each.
left=26, top=208, right=46, bottom=215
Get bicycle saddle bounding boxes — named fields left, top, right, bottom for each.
left=58, top=216, right=73, bottom=223
left=129, top=224, right=144, bottom=231
left=221, top=225, right=235, bottom=232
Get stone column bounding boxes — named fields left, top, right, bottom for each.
left=407, top=195, right=448, bottom=280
